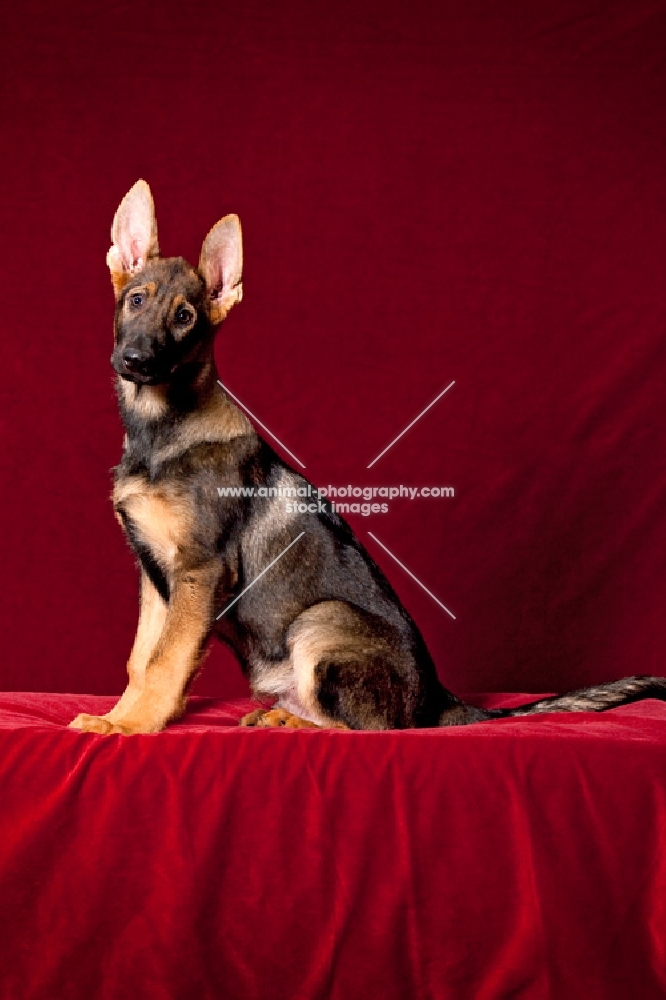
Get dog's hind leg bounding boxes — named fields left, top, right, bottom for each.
left=241, top=601, right=424, bottom=730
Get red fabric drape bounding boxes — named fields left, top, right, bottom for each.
left=1, top=693, right=665, bottom=998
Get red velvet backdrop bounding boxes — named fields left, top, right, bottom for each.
left=1, top=0, right=665, bottom=700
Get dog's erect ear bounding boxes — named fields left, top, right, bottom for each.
left=106, top=180, right=160, bottom=299
left=198, top=215, right=243, bottom=325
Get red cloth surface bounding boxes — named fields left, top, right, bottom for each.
left=2, top=0, right=666, bottom=701
left=1, top=692, right=665, bottom=999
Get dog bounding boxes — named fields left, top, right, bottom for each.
left=69, top=180, right=666, bottom=735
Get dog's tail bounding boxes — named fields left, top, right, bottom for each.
left=438, top=675, right=666, bottom=726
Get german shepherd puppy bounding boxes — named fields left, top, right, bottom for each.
left=70, top=180, right=666, bottom=735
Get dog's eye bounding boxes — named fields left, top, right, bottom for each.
left=129, top=293, right=144, bottom=309
left=176, top=306, right=193, bottom=325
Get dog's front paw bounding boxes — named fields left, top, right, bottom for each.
left=68, top=713, right=157, bottom=736
left=239, top=707, right=319, bottom=729
left=69, top=713, right=119, bottom=735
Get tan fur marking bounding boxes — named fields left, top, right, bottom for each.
left=122, top=281, right=157, bottom=316
left=152, top=383, right=253, bottom=463
left=118, top=379, right=169, bottom=420
left=106, top=573, right=167, bottom=722
left=207, top=298, right=239, bottom=327
left=114, top=478, right=195, bottom=574
left=287, top=602, right=367, bottom=723
left=125, top=573, right=168, bottom=683
left=109, top=267, right=131, bottom=298
left=168, top=293, right=197, bottom=340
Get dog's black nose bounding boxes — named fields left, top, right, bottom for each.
left=122, top=348, right=152, bottom=373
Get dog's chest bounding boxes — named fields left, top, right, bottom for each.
left=113, top=475, right=193, bottom=572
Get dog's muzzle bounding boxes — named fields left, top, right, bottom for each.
left=113, top=348, right=162, bottom=384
